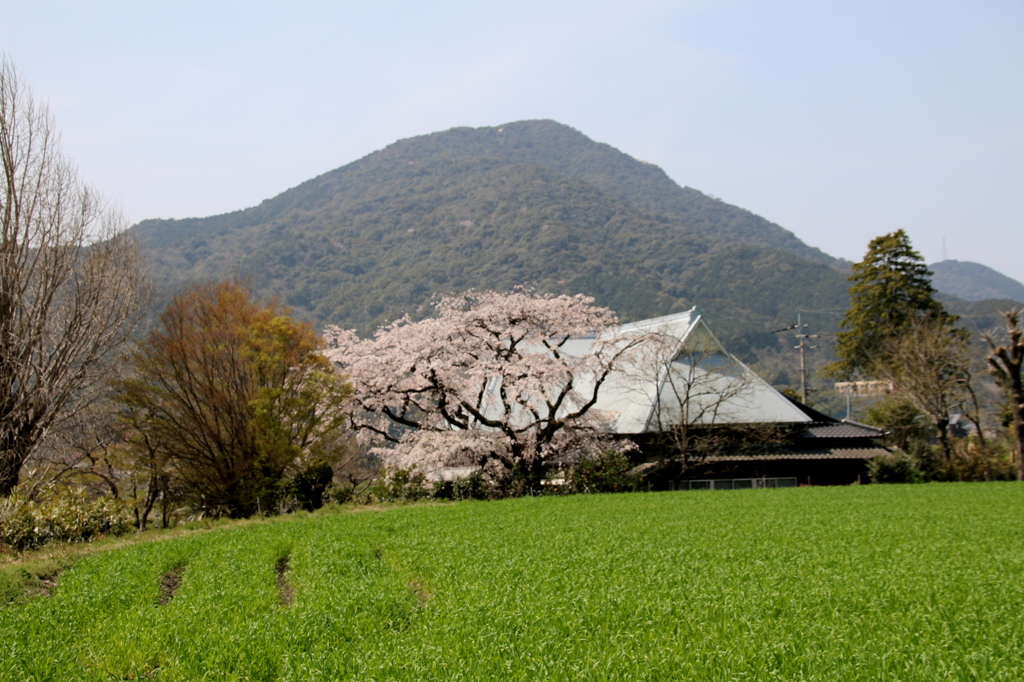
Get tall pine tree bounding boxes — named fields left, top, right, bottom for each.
left=828, top=230, right=954, bottom=380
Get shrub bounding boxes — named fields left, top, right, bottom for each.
left=568, top=448, right=640, bottom=493
left=369, top=469, right=430, bottom=503
left=325, top=484, right=354, bottom=506
left=868, top=450, right=925, bottom=484
left=290, top=463, right=335, bottom=512
left=0, top=485, right=134, bottom=551
left=870, top=440, right=1017, bottom=484
left=933, top=440, right=1016, bottom=482
left=452, top=470, right=491, bottom=500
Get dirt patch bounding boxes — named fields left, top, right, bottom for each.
left=276, top=556, right=293, bottom=606
left=15, top=570, right=61, bottom=603
left=156, top=566, right=185, bottom=606
left=409, top=577, right=433, bottom=606
left=1, top=559, right=73, bottom=606
left=37, top=572, right=59, bottom=596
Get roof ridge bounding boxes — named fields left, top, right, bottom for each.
left=840, top=418, right=885, bottom=433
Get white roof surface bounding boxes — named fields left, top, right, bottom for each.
left=567, top=309, right=811, bottom=434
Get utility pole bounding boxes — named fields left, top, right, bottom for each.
left=794, top=311, right=818, bottom=404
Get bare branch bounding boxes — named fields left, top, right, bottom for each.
left=0, top=58, right=147, bottom=495
left=983, top=308, right=1024, bottom=480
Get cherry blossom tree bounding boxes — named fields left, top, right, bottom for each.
left=323, top=289, right=643, bottom=492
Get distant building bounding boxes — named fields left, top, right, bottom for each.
left=434, top=308, right=889, bottom=487
left=569, top=309, right=890, bottom=487
left=834, top=380, right=892, bottom=396
left=560, top=308, right=814, bottom=432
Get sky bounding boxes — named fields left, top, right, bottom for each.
left=2, top=1, right=1022, bottom=281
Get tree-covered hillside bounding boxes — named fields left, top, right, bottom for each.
left=351, top=120, right=840, bottom=266
left=930, top=260, right=1024, bottom=304
left=132, top=120, right=849, bottom=350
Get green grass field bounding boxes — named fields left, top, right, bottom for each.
left=2, top=483, right=1023, bottom=681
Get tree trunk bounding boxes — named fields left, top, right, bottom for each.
left=137, top=476, right=159, bottom=531
left=0, top=441, right=32, bottom=496
left=0, top=457, right=21, bottom=497
left=935, top=417, right=952, bottom=463
left=161, top=489, right=172, bottom=528
left=984, top=309, right=1024, bottom=482
left=1013, top=410, right=1024, bottom=482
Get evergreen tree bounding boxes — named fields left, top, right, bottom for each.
left=828, top=230, right=954, bottom=380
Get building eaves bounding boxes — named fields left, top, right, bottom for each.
left=706, top=446, right=890, bottom=461
left=798, top=421, right=886, bottom=439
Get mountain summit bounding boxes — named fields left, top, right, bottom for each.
left=930, top=260, right=1024, bottom=304
left=131, top=120, right=848, bottom=342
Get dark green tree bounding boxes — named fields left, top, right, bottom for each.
left=864, top=395, right=930, bottom=452
left=827, top=230, right=954, bottom=380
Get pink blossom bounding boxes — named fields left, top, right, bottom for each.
left=323, top=289, right=642, bottom=485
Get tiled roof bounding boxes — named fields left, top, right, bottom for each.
left=798, top=420, right=886, bottom=439
left=707, top=446, right=890, bottom=461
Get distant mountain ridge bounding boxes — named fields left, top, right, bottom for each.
left=930, top=260, right=1024, bottom=304
left=131, top=120, right=853, bottom=351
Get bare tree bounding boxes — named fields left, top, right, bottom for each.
left=639, top=322, right=781, bottom=478
left=877, top=318, right=983, bottom=462
left=35, top=396, right=174, bottom=530
left=31, top=393, right=130, bottom=499
left=0, top=58, right=146, bottom=496
left=984, top=309, right=1024, bottom=481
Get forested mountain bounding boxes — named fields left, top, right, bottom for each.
left=930, top=260, right=1024, bottom=304
left=132, top=120, right=848, bottom=352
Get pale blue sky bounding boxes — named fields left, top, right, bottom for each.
left=2, top=1, right=1022, bottom=281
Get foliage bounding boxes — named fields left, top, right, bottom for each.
left=936, top=441, right=1016, bottom=482
left=868, top=438, right=1015, bottom=484
left=25, top=397, right=182, bottom=530
left=863, top=395, right=931, bottom=451
left=450, top=470, right=490, bottom=500
left=118, top=281, right=351, bottom=518
left=323, top=484, right=354, bottom=506
left=567, top=446, right=640, bottom=493
left=427, top=470, right=493, bottom=501
left=984, top=308, right=1024, bottom=481
left=0, top=484, right=134, bottom=551
left=288, top=463, right=335, bottom=512
left=875, top=318, right=982, bottom=460
left=367, top=467, right=497, bottom=503
left=829, top=230, right=953, bottom=380
left=325, top=289, right=644, bottom=491
left=0, top=59, right=147, bottom=496
left=3, top=485, right=1024, bottom=679
left=867, top=450, right=925, bottom=484
left=131, top=120, right=850, bottom=358
left=367, top=469, right=431, bottom=503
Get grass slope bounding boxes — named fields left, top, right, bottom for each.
left=3, top=483, right=1023, bottom=680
